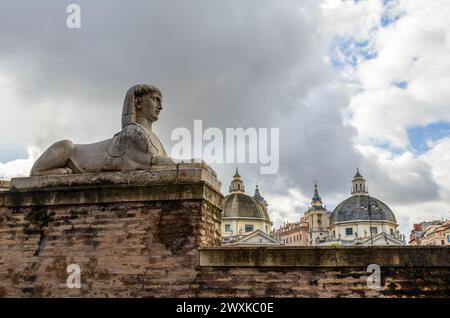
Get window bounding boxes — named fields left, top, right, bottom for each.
left=345, top=228, right=353, bottom=236
left=447, top=235, right=450, bottom=243
left=225, top=224, right=231, bottom=232
left=441, top=240, right=445, bottom=246
left=244, top=224, right=254, bottom=232
left=299, top=234, right=302, bottom=241
left=370, top=227, right=378, bottom=235
left=390, top=228, right=394, bottom=236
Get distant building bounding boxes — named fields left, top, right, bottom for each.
left=410, top=220, right=450, bottom=246
left=221, top=169, right=273, bottom=245
left=272, top=217, right=309, bottom=246
left=409, top=220, right=442, bottom=245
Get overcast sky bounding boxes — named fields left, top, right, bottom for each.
left=1, top=0, right=449, bottom=235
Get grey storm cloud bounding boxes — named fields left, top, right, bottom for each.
left=0, top=0, right=440, bottom=210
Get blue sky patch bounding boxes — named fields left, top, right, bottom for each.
left=381, top=13, right=401, bottom=27
left=407, top=122, right=450, bottom=154
left=393, top=81, right=408, bottom=89
left=381, top=0, right=403, bottom=28
left=329, top=37, right=377, bottom=70
left=371, top=140, right=405, bottom=156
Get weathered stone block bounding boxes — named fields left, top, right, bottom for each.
left=0, top=164, right=223, bottom=297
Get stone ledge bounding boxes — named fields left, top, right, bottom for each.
left=1, top=163, right=223, bottom=208
left=199, top=246, right=450, bottom=267
left=10, top=162, right=220, bottom=191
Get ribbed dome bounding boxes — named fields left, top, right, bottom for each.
left=330, top=195, right=396, bottom=224
left=222, top=193, right=270, bottom=220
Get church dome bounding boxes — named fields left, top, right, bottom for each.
left=223, top=193, right=270, bottom=220
left=330, top=169, right=397, bottom=224
left=222, top=168, right=270, bottom=221
left=330, top=195, right=396, bottom=224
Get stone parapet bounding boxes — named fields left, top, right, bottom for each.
left=200, top=246, right=450, bottom=267
left=198, top=246, right=450, bottom=297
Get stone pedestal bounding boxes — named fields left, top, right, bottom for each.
left=0, top=163, right=223, bottom=297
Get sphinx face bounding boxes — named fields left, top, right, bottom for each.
left=136, top=92, right=163, bottom=122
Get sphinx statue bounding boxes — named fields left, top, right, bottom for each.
left=30, top=84, right=175, bottom=176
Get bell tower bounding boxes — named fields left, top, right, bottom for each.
left=305, top=182, right=329, bottom=245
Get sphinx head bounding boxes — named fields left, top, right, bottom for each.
left=122, top=84, right=162, bottom=128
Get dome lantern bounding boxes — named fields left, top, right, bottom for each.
left=229, top=167, right=245, bottom=193
left=351, top=168, right=368, bottom=196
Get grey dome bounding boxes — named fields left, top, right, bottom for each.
left=330, top=195, right=396, bottom=224
left=222, top=193, right=270, bottom=220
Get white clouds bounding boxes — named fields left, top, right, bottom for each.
left=355, top=144, right=438, bottom=204
left=320, top=0, right=383, bottom=41
left=0, top=146, right=41, bottom=180
left=421, top=137, right=450, bottom=199
left=347, top=0, right=450, bottom=148
left=265, top=188, right=310, bottom=228
left=317, top=0, right=450, bottom=234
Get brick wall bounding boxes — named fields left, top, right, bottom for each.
left=197, top=247, right=450, bottom=297
left=0, top=199, right=221, bottom=297
left=0, top=165, right=223, bottom=297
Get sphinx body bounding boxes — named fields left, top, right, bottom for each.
left=30, top=84, right=175, bottom=176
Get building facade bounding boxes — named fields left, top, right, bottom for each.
left=409, top=220, right=442, bottom=245
left=272, top=217, right=309, bottom=246
left=410, top=220, right=450, bottom=246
